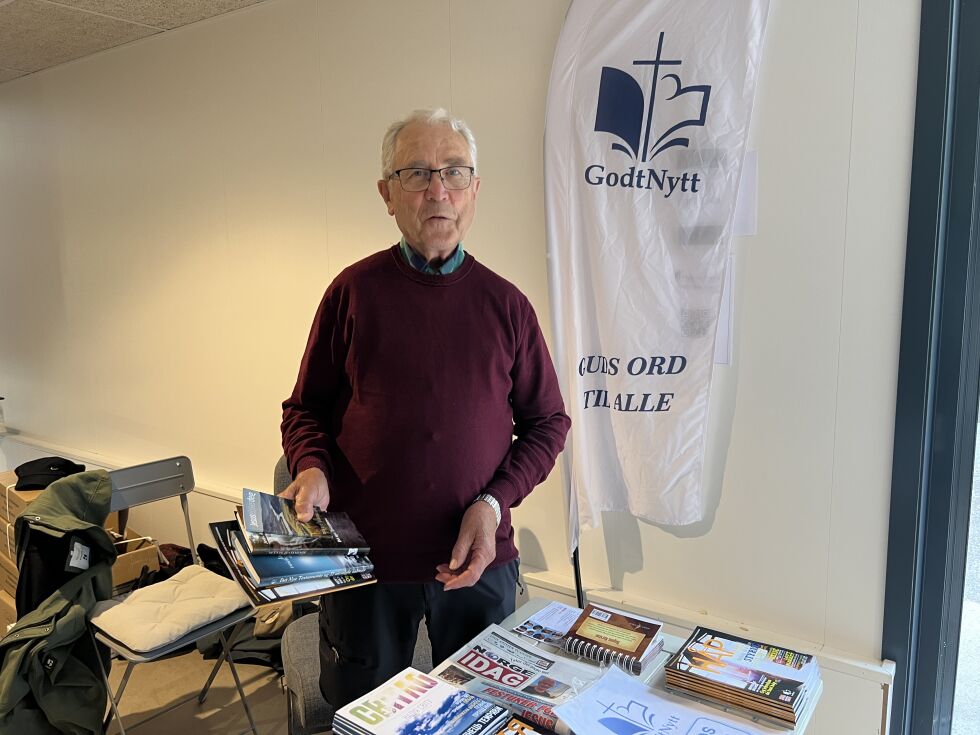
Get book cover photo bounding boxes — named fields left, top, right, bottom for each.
left=240, top=488, right=370, bottom=555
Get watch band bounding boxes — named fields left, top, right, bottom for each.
left=473, top=493, right=502, bottom=526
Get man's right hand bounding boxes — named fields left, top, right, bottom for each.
left=279, top=467, right=330, bottom=522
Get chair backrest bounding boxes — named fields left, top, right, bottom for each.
left=273, top=455, right=291, bottom=495
left=108, top=456, right=199, bottom=565
left=108, top=456, right=195, bottom=511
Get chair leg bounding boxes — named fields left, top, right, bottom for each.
left=91, top=628, right=130, bottom=735
left=213, top=621, right=260, bottom=735
left=198, top=618, right=245, bottom=704
left=198, top=643, right=231, bottom=704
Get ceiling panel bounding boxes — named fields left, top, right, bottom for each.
left=0, top=0, right=270, bottom=85
left=55, top=0, right=264, bottom=32
left=0, top=67, right=27, bottom=83
left=0, top=0, right=160, bottom=73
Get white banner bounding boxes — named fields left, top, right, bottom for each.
left=545, top=0, right=769, bottom=550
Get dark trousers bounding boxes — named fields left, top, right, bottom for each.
left=318, top=559, right=519, bottom=709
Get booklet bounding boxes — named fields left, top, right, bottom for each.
left=511, top=600, right=581, bottom=646
left=555, top=665, right=777, bottom=735
left=562, top=603, right=665, bottom=675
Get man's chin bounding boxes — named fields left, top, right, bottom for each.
left=418, top=229, right=459, bottom=250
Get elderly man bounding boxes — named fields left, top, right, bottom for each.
left=281, top=108, right=570, bottom=707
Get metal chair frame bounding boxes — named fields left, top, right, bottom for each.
left=89, top=456, right=258, bottom=735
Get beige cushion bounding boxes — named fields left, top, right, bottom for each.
left=91, top=565, right=249, bottom=652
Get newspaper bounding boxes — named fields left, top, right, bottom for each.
left=431, top=624, right=600, bottom=733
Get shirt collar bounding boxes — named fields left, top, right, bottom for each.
left=399, top=238, right=466, bottom=275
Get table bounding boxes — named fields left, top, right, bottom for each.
left=501, top=597, right=819, bottom=735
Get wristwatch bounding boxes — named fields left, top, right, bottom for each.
left=473, top=493, right=502, bottom=527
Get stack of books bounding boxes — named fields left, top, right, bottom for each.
left=209, top=488, right=376, bottom=606
left=561, top=603, right=665, bottom=675
left=664, top=626, right=822, bottom=728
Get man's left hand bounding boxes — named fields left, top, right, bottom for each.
left=436, top=500, right=497, bottom=590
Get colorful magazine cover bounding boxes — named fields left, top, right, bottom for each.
left=241, top=488, right=369, bottom=555
left=333, top=668, right=510, bottom=735
left=667, top=627, right=817, bottom=707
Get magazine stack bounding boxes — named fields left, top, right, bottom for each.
left=664, top=626, right=822, bottom=728
left=209, top=488, right=376, bottom=607
left=332, top=668, right=514, bottom=735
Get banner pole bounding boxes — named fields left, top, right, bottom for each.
left=572, top=546, right=585, bottom=608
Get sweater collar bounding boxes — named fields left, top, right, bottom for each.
left=399, top=238, right=466, bottom=275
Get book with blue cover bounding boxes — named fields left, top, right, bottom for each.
left=208, top=520, right=375, bottom=608
left=230, top=527, right=372, bottom=588
left=239, top=488, right=370, bottom=556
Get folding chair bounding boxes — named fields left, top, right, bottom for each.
left=88, top=456, right=258, bottom=735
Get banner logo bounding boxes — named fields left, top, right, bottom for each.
left=585, top=32, right=710, bottom=196
left=595, top=32, right=711, bottom=161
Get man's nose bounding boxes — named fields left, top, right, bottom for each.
left=425, top=172, right=449, bottom=200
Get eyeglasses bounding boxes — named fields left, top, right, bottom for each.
left=389, top=166, right=475, bottom=192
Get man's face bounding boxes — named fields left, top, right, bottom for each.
left=378, top=122, right=480, bottom=257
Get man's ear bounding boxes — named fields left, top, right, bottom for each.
left=378, top=180, right=395, bottom=216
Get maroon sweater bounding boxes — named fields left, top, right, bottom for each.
left=282, top=245, right=571, bottom=582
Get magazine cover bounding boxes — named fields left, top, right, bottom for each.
left=667, top=627, right=817, bottom=707
left=432, top=625, right=600, bottom=733
left=497, top=716, right=548, bottom=734
left=241, top=488, right=369, bottom=555
left=332, top=667, right=510, bottom=735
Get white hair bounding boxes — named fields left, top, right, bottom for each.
left=380, top=108, right=478, bottom=179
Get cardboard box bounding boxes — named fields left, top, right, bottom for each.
left=0, top=552, right=16, bottom=599
left=105, top=518, right=160, bottom=591
left=0, top=471, right=42, bottom=523
left=0, top=591, right=15, bottom=631
left=0, top=519, right=13, bottom=562
left=0, top=521, right=158, bottom=594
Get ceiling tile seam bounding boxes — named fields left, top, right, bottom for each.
left=38, top=0, right=167, bottom=31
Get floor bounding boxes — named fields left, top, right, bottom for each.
left=951, top=426, right=980, bottom=734
left=104, top=651, right=290, bottom=735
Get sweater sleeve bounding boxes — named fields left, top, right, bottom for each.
left=483, top=300, right=571, bottom=509
left=281, top=285, right=349, bottom=481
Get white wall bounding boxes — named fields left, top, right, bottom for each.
left=573, top=0, right=918, bottom=664
left=0, top=0, right=919, bottom=725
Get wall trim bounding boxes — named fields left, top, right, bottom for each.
left=0, top=429, right=241, bottom=503
left=521, top=568, right=895, bottom=685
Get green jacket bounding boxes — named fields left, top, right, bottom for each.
left=0, top=470, right=117, bottom=734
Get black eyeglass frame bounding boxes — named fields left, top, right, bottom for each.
left=388, top=166, right=476, bottom=191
